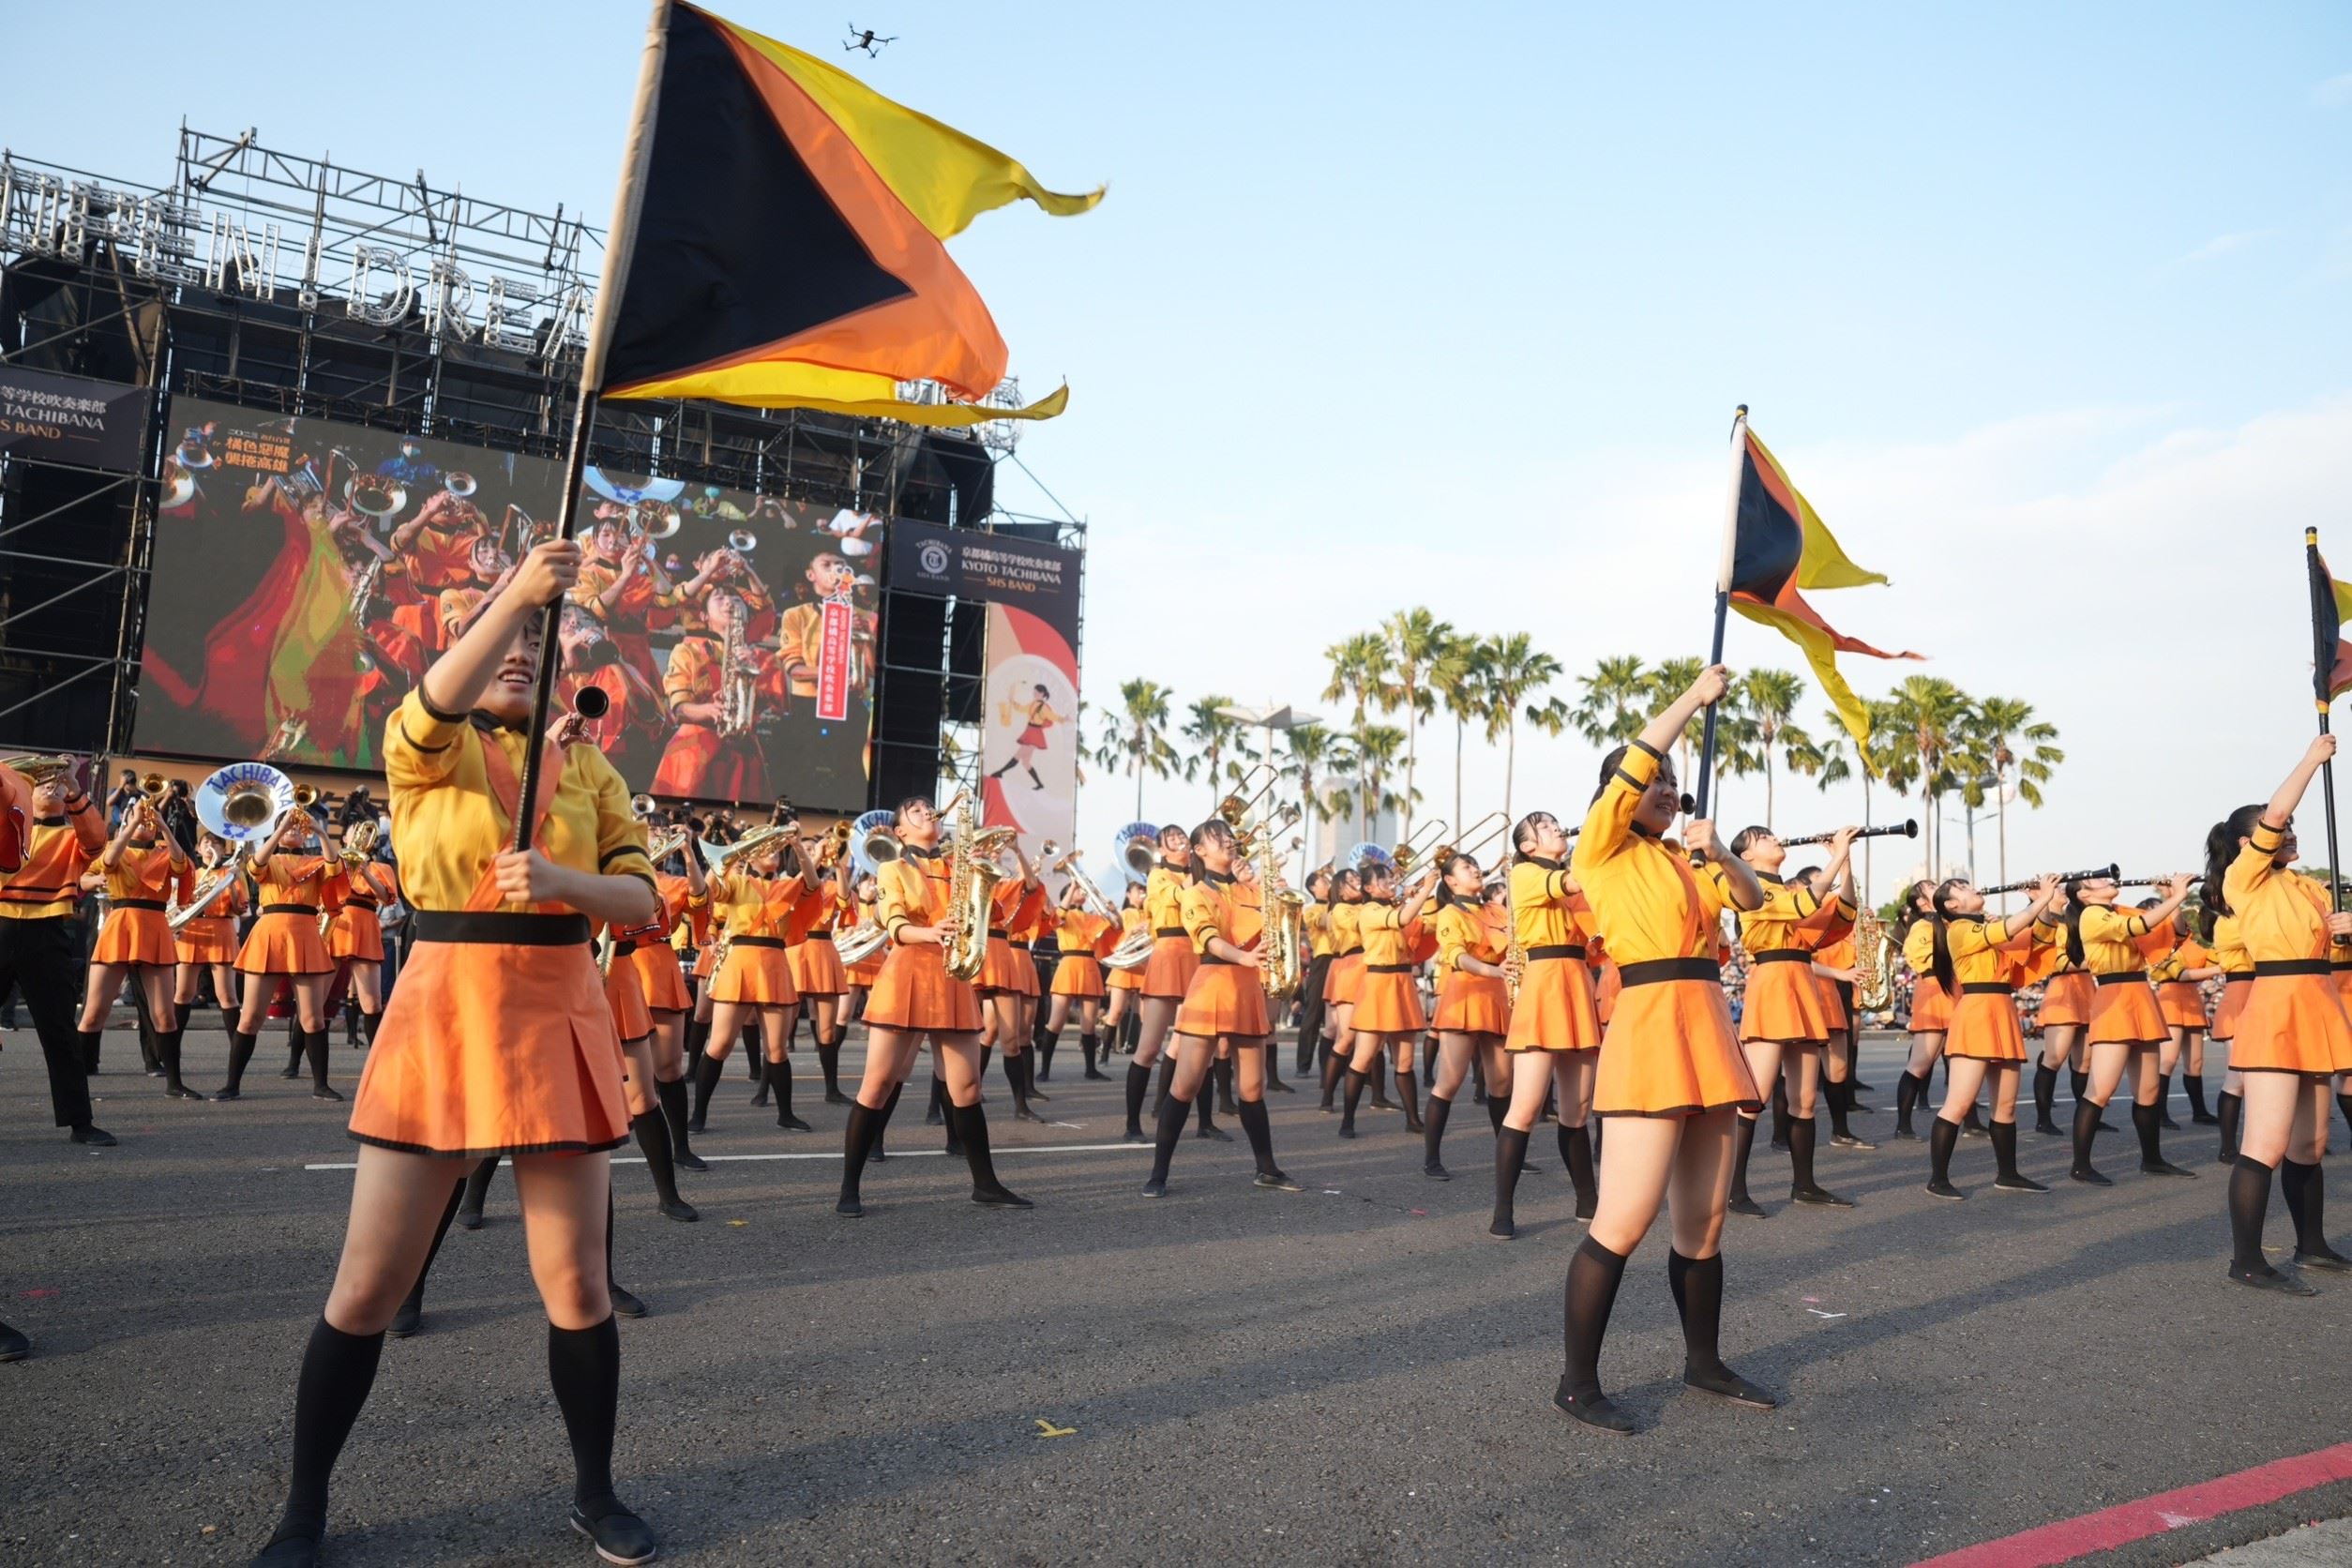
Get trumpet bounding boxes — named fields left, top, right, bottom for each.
left=339, top=818, right=381, bottom=867
left=627, top=500, right=682, bottom=541
left=445, top=472, right=478, bottom=499
left=1979, top=864, right=2118, bottom=896
left=631, top=793, right=660, bottom=820
left=346, top=475, right=406, bottom=520
left=2, top=753, right=79, bottom=788
left=812, top=819, right=852, bottom=869
left=1777, top=820, right=1919, bottom=848
left=140, top=771, right=170, bottom=799
left=727, top=528, right=757, bottom=553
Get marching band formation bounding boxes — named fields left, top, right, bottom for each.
left=4, top=559, right=2349, bottom=1563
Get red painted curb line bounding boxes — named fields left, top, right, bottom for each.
left=1914, top=1441, right=2352, bottom=1566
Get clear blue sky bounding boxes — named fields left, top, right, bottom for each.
left=11, top=3, right=2351, bottom=892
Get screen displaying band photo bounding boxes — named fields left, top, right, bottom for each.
left=131, top=396, right=880, bottom=808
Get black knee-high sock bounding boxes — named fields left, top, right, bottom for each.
left=224, top=1030, right=256, bottom=1094
left=361, top=1010, right=380, bottom=1048
left=1153, top=1055, right=1176, bottom=1115
left=2337, top=1092, right=2352, bottom=1142
left=769, top=1056, right=800, bottom=1124
left=1123, top=1061, right=1153, bottom=1135
left=1825, top=1077, right=1854, bottom=1139
left=305, top=1027, right=332, bottom=1092
left=2070, top=1096, right=2102, bottom=1176
left=839, top=1100, right=880, bottom=1201
left=2069, top=1066, right=2090, bottom=1107
left=1237, top=1096, right=1278, bottom=1175
left=1990, top=1119, right=2024, bottom=1183
left=1424, top=1092, right=1453, bottom=1169
left=1148, top=1091, right=1191, bottom=1185
left=1004, top=1048, right=1031, bottom=1110
left=1788, top=1115, right=1822, bottom=1194
left=1081, top=1032, right=1101, bottom=1075
left=135, top=994, right=160, bottom=1074
left=1560, top=1123, right=1596, bottom=1217
left=1214, top=1056, right=1236, bottom=1110
left=1340, top=1067, right=1368, bottom=1131
left=690, top=1050, right=723, bottom=1127
left=269, top=1318, right=386, bottom=1541
left=2230, top=1154, right=2276, bottom=1274
left=1394, top=1066, right=1421, bottom=1130
left=2131, top=1101, right=2167, bottom=1168
left=1728, top=1114, right=1758, bottom=1202
left=2032, top=1062, right=2058, bottom=1125
left=951, top=1100, right=1014, bottom=1193
left=816, top=1034, right=842, bottom=1098
left=657, top=1078, right=694, bottom=1156
left=160, top=1028, right=192, bottom=1094
left=462, top=1154, right=500, bottom=1217
left=2184, top=1071, right=2210, bottom=1120
left=1037, top=1031, right=1057, bottom=1079
left=1492, top=1124, right=1529, bottom=1230
left=546, top=1315, right=622, bottom=1510
left=1560, top=1235, right=1628, bottom=1398
left=2156, top=1072, right=2175, bottom=1123
left=1893, top=1071, right=1921, bottom=1131
left=1319, top=1048, right=1346, bottom=1107
left=631, top=1111, right=685, bottom=1209
left=1770, top=1077, right=1791, bottom=1147
left=1929, top=1115, right=1960, bottom=1186
left=1486, top=1093, right=1507, bottom=1137
left=1195, top=1072, right=1215, bottom=1131
left=400, top=1175, right=467, bottom=1317
left=2219, top=1090, right=2242, bottom=1162
left=2281, top=1159, right=2340, bottom=1259
left=1666, top=1249, right=1732, bottom=1380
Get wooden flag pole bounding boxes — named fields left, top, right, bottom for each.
left=2308, top=528, right=2343, bottom=912
left=1691, top=405, right=1749, bottom=822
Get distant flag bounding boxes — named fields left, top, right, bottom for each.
left=1719, top=414, right=1922, bottom=749
left=2306, top=529, right=2352, bottom=702
left=583, top=1, right=1102, bottom=424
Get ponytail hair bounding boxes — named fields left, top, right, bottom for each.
left=1186, top=819, right=1232, bottom=883
left=1434, top=852, right=1478, bottom=908
left=1892, top=879, right=1936, bottom=942
left=1511, top=812, right=1553, bottom=865
left=2058, top=878, right=2091, bottom=967
left=2202, top=804, right=2263, bottom=930
left=1928, top=878, right=1966, bottom=996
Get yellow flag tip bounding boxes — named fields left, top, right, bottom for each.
left=2309, top=528, right=2322, bottom=546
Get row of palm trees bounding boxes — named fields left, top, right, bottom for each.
left=1091, top=622, right=2061, bottom=888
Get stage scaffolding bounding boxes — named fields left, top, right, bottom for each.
left=0, top=127, right=1082, bottom=804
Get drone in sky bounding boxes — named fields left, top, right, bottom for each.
left=844, top=24, right=896, bottom=56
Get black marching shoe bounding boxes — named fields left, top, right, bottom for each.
left=1140, top=1176, right=1168, bottom=1199
left=1253, top=1168, right=1304, bottom=1192
left=1830, top=1129, right=1877, bottom=1150
left=0, top=1319, right=28, bottom=1362
left=1552, top=1380, right=1635, bottom=1436
left=1924, top=1179, right=1966, bottom=1201
left=1993, top=1172, right=2050, bottom=1193
left=388, top=1299, right=423, bottom=1338
left=658, top=1197, right=701, bottom=1224
left=1726, top=1194, right=1768, bottom=1219
left=2229, top=1263, right=2316, bottom=1296
left=249, top=1521, right=323, bottom=1567
left=2294, top=1245, right=2352, bottom=1274
left=1790, top=1184, right=1853, bottom=1209
left=569, top=1500, right=660, bottom=1566
left=1683, top=1361, right=1777, bottom=1409
left=2139, top=1159, right=2197, bottom=1179
left=68, top=1123, right=116, bottom=1148
left=1424, top=1160, right=1453, bottom=1182
left=609, top=1284, right=647, bottom=1319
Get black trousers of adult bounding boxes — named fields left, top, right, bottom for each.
left=1294, top=955, right=1334, bottom=1068
left=0, top=916, right=93, bottom=1127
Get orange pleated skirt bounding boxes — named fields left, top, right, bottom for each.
left=977, top=933, right=1028, bottom=993
left=693, top=941, right=718, bottom=981
left=327, top=907, right=385, bottom=963
left=791, top=935, right=848, bottom=998
left=349, top=926, right=627, bottom=1158
left=1107, top=962, right=1145, bottom=993
left=867, top=940, right=984, bottom=1033
left=1594, top=961, right=1621, bottom=1025
left=1817, top=974, right=1847, bottom=1032
left=2228, top=972, right=2352, bottom=1076
left=1174, top=960, right=1270, bottom=1039
left=1050, top=953, right=1105, bottom=998
left=2209, top=975, right=2253, bottom=1041
left=174, top=917, right=238, bottom=967
left=1741, top=959, right=1831, bottom=1044
left=627, top=942, right=692, bottom=1013
left=237, top=908, right=334, bottom=976
left=1434, top=971, right=1509, bottom=1035
left=93, top=906, right=175, bottom=967
left=2088, top=978, right=2166, bottom=1046
left=1946, top=988, right=2028, bottom=1063
left=1325, top=951, right=1365, bottom=1007
left=2332, top=965, right=2352, bottom=1006
left=1142, top=933, right=1199, bottom=1000
left=2157, top=981, right=2207, bottom=1032
left=712, top=941, right=801, bottom=1006
left=845, top=937, right=886, bottom=986
left=603, top=956, right=653, bottom=1045
left=2039, top=972, right=2094, bottom=1030
left=1908, top=975, right=1952, bottom=1032
left=1504, top=954, right=1601, bottom=1052
left=1593, top=973, right=1759, bottom=1118
left=1352, top=967, right=1425, bottom=1034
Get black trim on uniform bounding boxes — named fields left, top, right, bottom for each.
left=261, top=903, right=318, bottom=916
left=2093, top=972, right=2148, bottom=987
left=2254, top=959, right=2333, bottom=978
left=599, top=845, right=651, bottom=869
left=1154, top=927, right=1186, bottom=938
left=413, top=911, right=592, bottom=945
left=111, top=898, right=166, bottom=911
left=988, top=927, right=1011, bottom=939
left=1628, top=738, right=1663, bottom=762
left=1618, top=957, right=1721, bottom=988
left=351, top=1130, right=630, bottom=1158
left=730, top=935, right=788, bottom=950
left=417, top=690, right=466, bottom=724
left=2224, top=971, right=2254, bottom=983
left=1526, top=943, right=1587, bottom=961
left=32, top=815, right=65, bottom=827
left=1366, top=962, right=1412, bottom=973
left=1749, top=949, right=1811, bottom=965
left=400, top=720, right=453, bottom=754
left=1610, top=768, right=1645, bottom=792
left=1959, top=982, right=2013, bottom=996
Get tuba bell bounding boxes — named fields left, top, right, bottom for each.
left=195, top=762, right=298, bottom=845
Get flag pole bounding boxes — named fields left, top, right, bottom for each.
left=1692, top=404, right=1748, bottom=822
left=2308, top=528, right=2343, bottom=912
left=511, top=0, right=671, bottom=853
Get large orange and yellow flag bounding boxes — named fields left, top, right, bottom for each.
left=587, top=2, right=1100, bottom=424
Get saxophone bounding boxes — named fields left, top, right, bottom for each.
left=1258, top=827, right=1305, bottom=997
left=1503, top=875, right=1529, bottom=1011
left=942, top=793, right=1012, bottom=982
left=1854, top=906, right=1894, bottom=1013
left=718, top=617, right=758, bottom=737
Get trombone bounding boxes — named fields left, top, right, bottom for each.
left=1430, top=809, right=1511, bottom=867
left=1214, top=762, right=1280, bottom=825
left=1390, top=818, right=1449, bottom=876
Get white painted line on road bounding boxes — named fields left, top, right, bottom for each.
left=301, top=1139, right=1149, bottom=1171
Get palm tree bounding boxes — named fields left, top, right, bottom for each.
left=1183, top=694, right=1245, bottom=796
left=1573, top=655, right=1651, bottom=750
left=1881, top=675, right=1972, bottom=878
left=1335, top=723, right=1410, bottom=851
left=1969, top=696, right=2063, bottom=895
left=1644, top=656, right=1706, bottom=797
left=1281, top=721, right=1351, bottom=881
left=1737, top=668, right=1814, bottom=829
left=1429, top=631, right=1487, bottom=831
left=1381, top=607, right=1451, bottom=842
left=1321, top=632, right=1393, bottom=839
left=1480, top=633, right=1564, bottom=823
left=1094, top=678, right=1182, bottom=821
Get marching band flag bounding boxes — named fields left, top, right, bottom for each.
left=583, top=1, right=1100, bottom=423
left=1722, top=419, right=1922, bottom=747
left=2306, top=531, right=2352, bottom=702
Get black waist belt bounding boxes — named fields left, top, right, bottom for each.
left=345, top=898, right=379, bottom=911
left=261, top=903, right=317, bottom=917
left=808, top=932, right=835, bottom=943
left=1526, top=943, right=1586, bottom=961
left=1750, top=949, right=1811, bottom=964
left=113, top=898, right=165, bottom=912
left=1154, top=927, right=1186, bottom=939
left=1618, top=957, right=1721, bottom=988
left=988, top=927, right=1011, bottom=940
left=415, top=912, right=589, bottom=946
left=730, top=935, right=787, bottom=950
left=1199, top=953, right=1236, bottom=966
left=1339, top=945, right=1364, bottom=957
left=2093, top=972, right=2146, bottom=987
left=2254, top=959, right=2333, bottom=978
left=1960, top=982, right=2013, bottom=996
left=2224, top=971, right=2254, bottom=983
left=613, top=939, right=644, bottom=956
left=1366, top=962, right=1412, bottom=973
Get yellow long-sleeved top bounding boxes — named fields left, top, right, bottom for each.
left=2223, top=821, right=2338, bottom=965
left=1230, top=878, right=1267, bottom=949
left=707, top=871, right=804, bottom=940
left=252, top=853, right=334, bottom=911
left=1509, top=857, right=1596, bottom=952
left=1119, top=906, right=1147, bottom=942
left=1145, top=864, right=1188, bottom=938
left=1180, top=877, right=1239, bottom=955
left=2207, top=913, right=2250, bottom=975
left=1941, top=913, right=2052, bottom=988
left=2146, top=935, right=2209, bottom=984
left=1903, top=917, right=1937, bottom=977
left=2077, top=905, right=2156, bottom=977
left=877, top=850, right=951, bottom=942
left=103, top=842, right=186, bottom=905
left=1568, top=738, right=1733, bottom=967
left=785, top=882, right=837, bottom=942
left=0, top=796, right=106, bottom=919
left=1056, top=909, right=1112, bottom=955
left=1328, top=898, right=1364, bottom=956
left=1304, top=900, right=1334, bottom=958
left=384, top=688, right=652, bottom=912
left=1738, top=873, right=1824, bottom=958
left=1434, top=902, right=1502, bottom=977
left=1357, top=899, right=1424, bottom=966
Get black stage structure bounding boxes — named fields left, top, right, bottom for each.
left=0, top=127, right=1084, bottom=812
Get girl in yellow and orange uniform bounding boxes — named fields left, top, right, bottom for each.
left=2029, top=883, right=2098, bottom=1137
left=2143, top=904, right=2218, bottom=1132
left=1425, top=854, right=1511, bottom=1182
left=1337, top=857, right=1440, bottom=1138
left=1291, top=867, right=1336, bottom=1079
left=79, top=794, right=193, bottom=1099
left=689, top=837, right=812, bottom=1133
left=1557, top=665, right=1772, bottom=1436
left=789, top=860, right=852, bottom=1104
left=174, top=833, right=248, bottom=1045
left=974, top=847, right=1046, bottom=1118
left=2066, top=869, right=2197, bottom=1184
left=1121, top=826, right=1198, bottom=1141
left=220, top=807, right=338, bottom=1102
left=1892, top=882, right=1952, bottom=1138
left=2209, top=735, right=2352, bottom=1292
left=1102, top=880, right=1148, bottom=1053
left=1042, top=878, right=1115, bottom=1077
left=1315, top=867, right=1368, bottom=1110
left=326, top=849, right=400, bottom=1052
left=1490, top=813, right=1606, bottom=1235
left=1920, top=873, right=2065, bottom=1199
left=246, top=539, right=665, bottom=1568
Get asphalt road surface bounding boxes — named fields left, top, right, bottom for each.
left=4, top=1022, right=2347, bottom=1567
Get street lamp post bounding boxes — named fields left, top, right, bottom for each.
left=1217, top=701, right=1323, bottom=882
